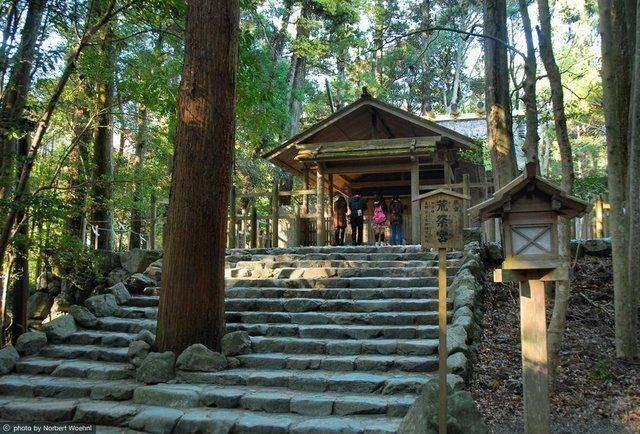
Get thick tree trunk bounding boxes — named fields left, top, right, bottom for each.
left=91, top=1, right=115, bottom=251
left=625, top=0, right=640, bottom=359
left=483, top=0, right=517, bottom=189
left=271, top=0, right=293, bottom=65
left=155, top=0, right=239, bottom=354
left=598, top=0, right=638, bottom=360
left=0, top=0, right=46, bottom=200
left=288, top=1, right=311, bottom=136
left=129, top=105, right=147, bottom=249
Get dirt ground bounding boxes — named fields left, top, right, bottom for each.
left=469, top=256, right=640, bottom=434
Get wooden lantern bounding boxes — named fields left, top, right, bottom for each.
left=470, top=162, right=590, bottom=271
left=415, top=189, right=470, bottom=250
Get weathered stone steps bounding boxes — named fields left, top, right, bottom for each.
left=175, top=368, right=438, bottom=395
left=226, top=276, right=451, bottom=288
left=236, top=353, right=438, bottom=373
left=250, top=337, right=438, bottom=356
left=0, top=375, right=138, bottom=401
left=15, top=357, right=134, bottom=379
left=228, top=323, right=440, bottom=340
left=228, top=259, right=460, bottom=269
left=40, top=344, right=129, bottom=363
left=0, top=396, right=403, bottom=433
left=225, top=266, right=458, bottom=279
left=226, top=286, right=440, bottom=300
left=225, top=298, right=447, bottom=313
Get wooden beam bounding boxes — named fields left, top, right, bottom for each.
left=324, top=163, right=413, bottom=175
left=296, top=136, right=439, bottom=152
left=316, top=166, right=326, bottom=246
left=411, top=162, right=420, bottom=244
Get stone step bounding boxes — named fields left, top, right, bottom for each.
left=225, top=266, right=458, bottom=279
left=227, top=323, right=440, bottom=340
left=0, top=374, right=414, bottom=419
left=228, top=259, right=460, bottom=270
left=15, top=357, right=134, bottom=380
left=250, top=336, right=439, bottom=356
left=225, top=298, right=445, bottom=313
left=0, top=396, right=402, bottom=433
left=0, top=375, right=138, bottom=401
left=228, top=252, right=461, bottom=263
left=176, top=368, right=441, bottom=395
left=228, top=245, right=426, bottom=254
left=226, top=276, right=450, bottom=289
left=40, top=344, right=129, bottom=363
left=237, top=353, right=438, bottom=373
left=226, top=286, right=439, bottom=301
left=67, top=330, right=136, bottom=347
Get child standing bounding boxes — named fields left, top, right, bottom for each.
left=372, top=192, right=388, bottom=246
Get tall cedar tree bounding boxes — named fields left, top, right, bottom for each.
left=155, top=0, right=239, bottom=354
left=599, top=0, right=638, bottom=360
left=483, top=0, right=517, bottom=189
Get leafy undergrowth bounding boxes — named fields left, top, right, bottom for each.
left=469, top=256, right=640, bottom=433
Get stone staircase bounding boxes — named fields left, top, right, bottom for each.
left=0, top=245, right=467, bottom=433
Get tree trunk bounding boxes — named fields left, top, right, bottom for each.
left=598, top=0, right=638, bottom=360
left=625, top=0, right=640, bottom=359
left=91, top=0, right=116, bottom=251
left=0, top=0, right=46, bottom=201
left=288, top=1, right=311, bottom=136
left=518, top=0, right=539, bottom=165
left=155, top=0, right=239, bottom=354
left=270, top=0, right=293, bottom=65
left=483, top=0, right=517, bottom=189
left=129, top=105, right=147, bottom=249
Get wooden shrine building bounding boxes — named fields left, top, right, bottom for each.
left=261, top=90, right=489, bottom=246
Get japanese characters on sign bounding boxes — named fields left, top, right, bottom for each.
left=420, top=192, right=465, bottom=250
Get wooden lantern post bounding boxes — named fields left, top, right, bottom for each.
left=470, top=162, right=589, bottom=434
left=414, top=189, right=469, bottom=434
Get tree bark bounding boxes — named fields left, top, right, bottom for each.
left=155, top=0, right=239, bottom=354
left=90, top=0, right=116, bottom=251
left=271, top=0, right=293, bottom=65
left=598, top=0, right=638, bottom=360
left=483, top=0, right=517, bottom=189
left=288, top=1, right=311, bottom=136
left=518, top=0, right=539, bottom=165
left=129, top=105, right=147, bottom=249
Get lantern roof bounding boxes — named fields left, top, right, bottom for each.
left=413, top=188, right=471, bottom=202
left=470, top=162, right=590, bottom=220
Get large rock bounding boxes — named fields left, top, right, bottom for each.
left=0, top=345, right=19, bottom=374
left=68, top=305, right=98, bottom=327
left=443, top=325, right=468, bottom=356
left=582, top=238, right=612, bottom=257
left=27, top=291, right=55, bottom=319
left=107, top=282, right=131, bottom=304
left=15, top=331, right=47, bottom=356
left=120, top=249, right=162, bottom=274
left=126, top=273, right=156, bottom=291
left=94, top=250, right=122, bottom=275
left=107, top=267, right=130, bottom=286
left=128, top=340, right=151, bottom=367
left=41, top=314, right=77, bottom=342
left=398, top=378, right=488, bottom=434
left=453, top=286, right=476, bottom=311
left=84, top=293, right=118, bottom=317
left=135, top=329, right=156, bottom=346
left=136, top=351, right=175, bottom=384
left=463, top=228, right=482, bottom=245
left=484, top=242, right=503, bottom=264
left=144, top=259, right=163, bottom=283
left=36, top=271, right=62, bottom=294
left=176, top=344, right=227, bottom=372
left=221, top=331, right=252, bottom=356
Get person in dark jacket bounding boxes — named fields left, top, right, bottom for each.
left=333, top=196, right=348, bottom=246
left=348, top=191, right=366, bottom=245
left=389, top=193, right=405, bottom=245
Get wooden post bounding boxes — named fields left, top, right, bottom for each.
left=519, top=279, right=550, bottom=434
left=149, top=193, right=157, bottom=250
left=229, top=185, right=237, bottom=249
left=250, top=205, right=258, bottom=249
left=272, top=183, right=279, bottom=248
left=438, top=247, right=448, bottom=434
left=303, top=166, right=310, bottom=214
left=317, top=166, right=326, bottom=246
left=411, top=162, right=420, bottom=244
left=462, top=174, right=470, bottom=228
left=594, top=195, right=604, bottom=238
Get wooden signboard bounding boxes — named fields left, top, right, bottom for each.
left=418, top=189, right=468, bottom=250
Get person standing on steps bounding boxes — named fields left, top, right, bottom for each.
left=372, top=192, right=388, bottom=246
left=333, top=195, right=348, bottom=246
left=389, top=193, right=405, bottom=245
left=348, top=190, right=366, bottom=246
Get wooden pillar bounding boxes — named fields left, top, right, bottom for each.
left=228, top=186, right=236, bottom=249
left=316, top=166, right=325, bottom=246
left=411, top=162, right=420, bottom=244
left=272, top=183, right=279, bottom=248
left=149, top=193, right=157, bottom=250
left=519, top=279, right=550, bottom=434
left=250, top=205, right=257, bottom=249
left=462, top=173, right=470, bottom=228
left=594, top=195, right=604, bottom=238
left=303, top=166, right=310, bottom=214
left=438, top=248, right=448, bottom=434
